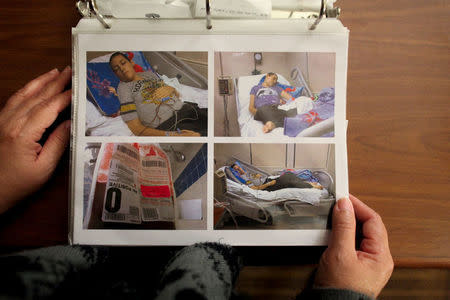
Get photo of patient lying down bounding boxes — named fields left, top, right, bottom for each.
left=214, top=52, right=335, bottom=137
left=214, top=143, right=336, bottom=230
left=85, top=51, right=208, bottom=136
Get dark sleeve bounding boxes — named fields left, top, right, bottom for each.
left=0, top=245, right=109, bottom=299
left=297, top=288, right=375, bottom=300
left=155, top=243, right=242, bottom=300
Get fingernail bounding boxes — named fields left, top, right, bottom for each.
left=337, top=197, right=352, bottom=211
left=50, top=68, right=59, bottom=74
left=63, top=65, right=71, bottom=73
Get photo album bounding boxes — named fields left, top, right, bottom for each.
left=70, top=16, right=349, bottom=245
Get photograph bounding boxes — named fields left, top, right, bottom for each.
left=83, top=142, right=207, bottom=230
left=214, top=143, right=335, bottom=229
left=85, top=51, right=208, bottom=136
left=214, top=52, right=335, bottom=137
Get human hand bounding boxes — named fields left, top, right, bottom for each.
left=0, top=67, right=72, bottom=214
left=108, top=86, right=118, bottom=97
left=314, top=194, right=394, bottom=298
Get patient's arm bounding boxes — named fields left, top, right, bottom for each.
left=250, top=180, right=276, bottom=190
left=249, top=95, right=257, bottom=115
left=126, top=118, right=167, bottom=136
left=280, top=90, right=293, bottom=103
left=125, top=118, right=200, bottom=136
left=309, top=182, right=324, bottom=190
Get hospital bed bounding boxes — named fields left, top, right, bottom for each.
left=85, top=51, right=208, bottom=136
left=233, top=67, right=335, bottom=137
left=215, top=158, right=335, bottom=229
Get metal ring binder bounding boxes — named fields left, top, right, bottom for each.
left=76, top=0, right=340, bottom=31
left=90, top=0, right=111, bottom=29
left=76, top=0, right=110, bottom=29
left=309, top=0, right=327, bottom=30
left=205, top=0, right=212, bottom=30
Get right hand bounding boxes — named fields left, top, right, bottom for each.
left=108, top=86, right=118, bottom=96
left=173, top=130, right=200, bottom=137
left=314, top=195, right=394, bottom=298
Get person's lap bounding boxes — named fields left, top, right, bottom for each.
left=157, top=102, right=208, bottom=136
left=264, top=172, right=313, bottom=191
left=254, top=105, right=297, bottom=128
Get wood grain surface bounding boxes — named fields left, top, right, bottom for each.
left=0, top=0, right=448, bottom=267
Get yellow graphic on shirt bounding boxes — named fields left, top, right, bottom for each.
left=141, top=79, right=176, bottom=105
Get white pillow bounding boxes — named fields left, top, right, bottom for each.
left=86, top=100, right=108, bottom=129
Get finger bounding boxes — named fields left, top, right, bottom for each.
left=23, top=89, right=72, bottom=141
left=350, top=194, right=389, bottom=252
left=5, top=68, right=60, bottom=109
left=36, top=120, right=71, bottom=173
left=19, top=66, right=71, bottom=115
left=349, top=194, right=379, bottom=223
left=37, top=66, right=71, bottom=101
left=328, top=197, right=357, bottom=254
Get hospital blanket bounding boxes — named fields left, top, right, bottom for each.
left=284, top=87, right=335, bottom=137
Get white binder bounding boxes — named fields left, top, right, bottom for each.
left=70, top=0, right=349, bottom=246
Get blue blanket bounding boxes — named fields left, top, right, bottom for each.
left=86, top=51, right=155, bottom=116
left=283, top=87, right=335, bottom=137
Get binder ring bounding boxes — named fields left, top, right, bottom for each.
left=309, top=0, right=327, bottom=30
left=90, top=0, right=110, bottom=29
left=206, top=0, right=212, bottom=30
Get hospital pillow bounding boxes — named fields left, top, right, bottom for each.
left=258, top=75, right=304, bottom=100
left=86, top=51, right=156, bottom=116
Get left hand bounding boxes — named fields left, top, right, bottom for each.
left=0, top=67, right=72, bottom=214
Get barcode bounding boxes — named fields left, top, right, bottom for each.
left=117, top=145, right=139, bottom=160
left=104, top=212, right=126, bottom=221
left=129, top=206, right=139, bottom=216
left=142, top=208, right=159, bottom=220
left=142, top=160, right=166, bottom=168
left=117, top=163, right=133, bottom=175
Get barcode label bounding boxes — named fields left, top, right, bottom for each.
left=142, top=208, right=159, bottom=220
left=117, top=163, right=134, bottom=176
left=104, top=212, right=126, bottom=221
left=129, top=206, right=139, bottom=216
left=142, top=160, right=166, bottom=168
left=117, top=145, right=139, bottom=160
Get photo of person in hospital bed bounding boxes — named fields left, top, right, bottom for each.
left=108, top=52, right=207, bottom=136
left=249, top=72, right=297, bottom=133
left=229, top=161, right=323, bottom=191
left=214, top=51, right=336, bottom=137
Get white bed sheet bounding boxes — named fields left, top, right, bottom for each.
left=237, top=74, right=314, bottom=137
left=226, top=179, right=329, bottom=206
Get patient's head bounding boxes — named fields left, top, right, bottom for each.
left=263, top=72, right=278, bottom=87
left=109, top=52, right=137, bottom=82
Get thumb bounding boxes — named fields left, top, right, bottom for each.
left=328, top=197, right=356, bottom=254
left=37, top=120, right=71, bottom=172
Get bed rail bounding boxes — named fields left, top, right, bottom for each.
left=291, top=67, right=313, bottom=97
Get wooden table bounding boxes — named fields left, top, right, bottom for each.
left=0, top=0, right=448, bottom=267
